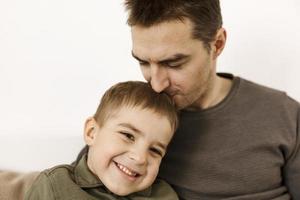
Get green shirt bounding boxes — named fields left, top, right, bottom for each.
left=25, top=155, right=178, bottom=200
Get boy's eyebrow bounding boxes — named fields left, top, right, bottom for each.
left=118, top=122, right=167, bottom=150
left=155, top=142, right=167, bottom=151
left=118, top=123, right=142, bottom=135
left=131, top=51, right=189, bottom=64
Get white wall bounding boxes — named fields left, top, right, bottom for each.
left=0, top=0, right=299, bottom=171
left=220, top=0, right=300, bottom=98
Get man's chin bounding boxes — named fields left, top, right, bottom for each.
left=172, top=96, right=188, bottom=110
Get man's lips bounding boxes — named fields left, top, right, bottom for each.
left=166, top=89, right=179, bottom=97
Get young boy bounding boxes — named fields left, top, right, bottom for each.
left=25, top=81, right=179, bottom=200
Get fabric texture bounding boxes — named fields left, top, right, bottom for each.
left=0, top=170, right=39, bottom=200
left=159, top=73, right=300, bottom=200
left=25, top=154, right=178, bottom=200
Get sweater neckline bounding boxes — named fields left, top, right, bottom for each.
left=180, top=73, right=241, bottom=116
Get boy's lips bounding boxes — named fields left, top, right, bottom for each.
left=114, top=161, right=142, bottom=178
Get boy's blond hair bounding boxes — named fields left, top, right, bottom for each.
left=93, top=81, right=178, bottom=131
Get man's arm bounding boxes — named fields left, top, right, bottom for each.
left=284, top=106, right=300, bottom=199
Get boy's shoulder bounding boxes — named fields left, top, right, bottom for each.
left=39, top=155, right=103, bottom=189
left=24, top=164, right=78, bottom=200
left=42, top=164, right=75, bottom=178
left=36, top=163, right=77, bottom=189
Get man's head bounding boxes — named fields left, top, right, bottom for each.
left=125, top=0, right=222, bottom=52
left=126, top=0, right=227, bottom=110
left=84, top=81, right=178, bottom=196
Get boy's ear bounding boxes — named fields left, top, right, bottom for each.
left=212, top=27, right=227, bottom=59
left=84, top=117, right=98, bottom=146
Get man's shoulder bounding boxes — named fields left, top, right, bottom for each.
left=238, top=76, right=299, bottom=105
left=240, top=77, right=284, bottom=96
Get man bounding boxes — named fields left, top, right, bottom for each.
left=125, top=0, right=300, bottom=199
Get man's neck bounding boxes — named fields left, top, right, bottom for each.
left=209, top=75, right=232, bottom=107
left=187, top=74, right=233, bottom=111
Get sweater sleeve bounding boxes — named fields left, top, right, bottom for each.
left=284, top=105, right=300, bottom=199
left=24, top=172, right=56, bottom=200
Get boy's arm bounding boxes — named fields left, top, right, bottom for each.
left=24, top=172, right=55, bottom=200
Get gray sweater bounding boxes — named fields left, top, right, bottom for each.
left=159, top=73, right=300, bottom=200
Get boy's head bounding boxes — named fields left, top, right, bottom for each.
left=84, top=81, right=178, bottom=196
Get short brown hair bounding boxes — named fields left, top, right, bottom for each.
left=93, top=81, right=178, bottom=131
left=125, top=0, right=222, bottom=51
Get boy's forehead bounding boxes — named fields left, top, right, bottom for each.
left=109, top=106, right=166, bottom=119
left=107, top=106, right=172, bottom=128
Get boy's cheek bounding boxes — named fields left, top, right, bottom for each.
left=148, top=161, right=161, bottom=178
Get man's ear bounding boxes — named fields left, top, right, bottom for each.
left=212, top=28, right=227, bottom=59
left=84, top=117, right=98, bottom=146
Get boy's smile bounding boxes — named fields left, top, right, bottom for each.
left=84, top=106, right=174, bottom=196
left=114, top=161, right=141, bottom=181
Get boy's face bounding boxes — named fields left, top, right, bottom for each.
left=84, top=106, right=174, bottom=196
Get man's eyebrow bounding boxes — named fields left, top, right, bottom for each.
left=131, top=51, right=189, bottom=64
left=131, top=51, right=146, bottom=62
left=158, top=54, right=190, bottom=65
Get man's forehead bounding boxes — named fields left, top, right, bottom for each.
left=131, top=18, right=193, bottom=33
left=131, top=20, right=193, bottom=44
left=131, top=38, right=192, bottom=63
left=131, top=21, right=196, bottom=62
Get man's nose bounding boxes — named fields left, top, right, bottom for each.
left=150, top=65, right=170, bottom=93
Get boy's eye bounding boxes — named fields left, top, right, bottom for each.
left=120, top=132, right=135, bottom=141
left=150, top=147, right=163, bottom=157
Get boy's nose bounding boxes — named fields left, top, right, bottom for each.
left=150, top=66, right=170, bottom=93
left=129, top=148, right=147, bottom=165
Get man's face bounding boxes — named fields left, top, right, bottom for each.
left=84, top=106, right=173, bottom=196
left=131, top=19, right=217, bottom=110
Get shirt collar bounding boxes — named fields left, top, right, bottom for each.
left=74, top=154, right=103, bottom=188
left=74, top=154, right=152, bottom=197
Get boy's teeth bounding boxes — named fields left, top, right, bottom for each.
left=117, top=163, right=137, bottom=176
